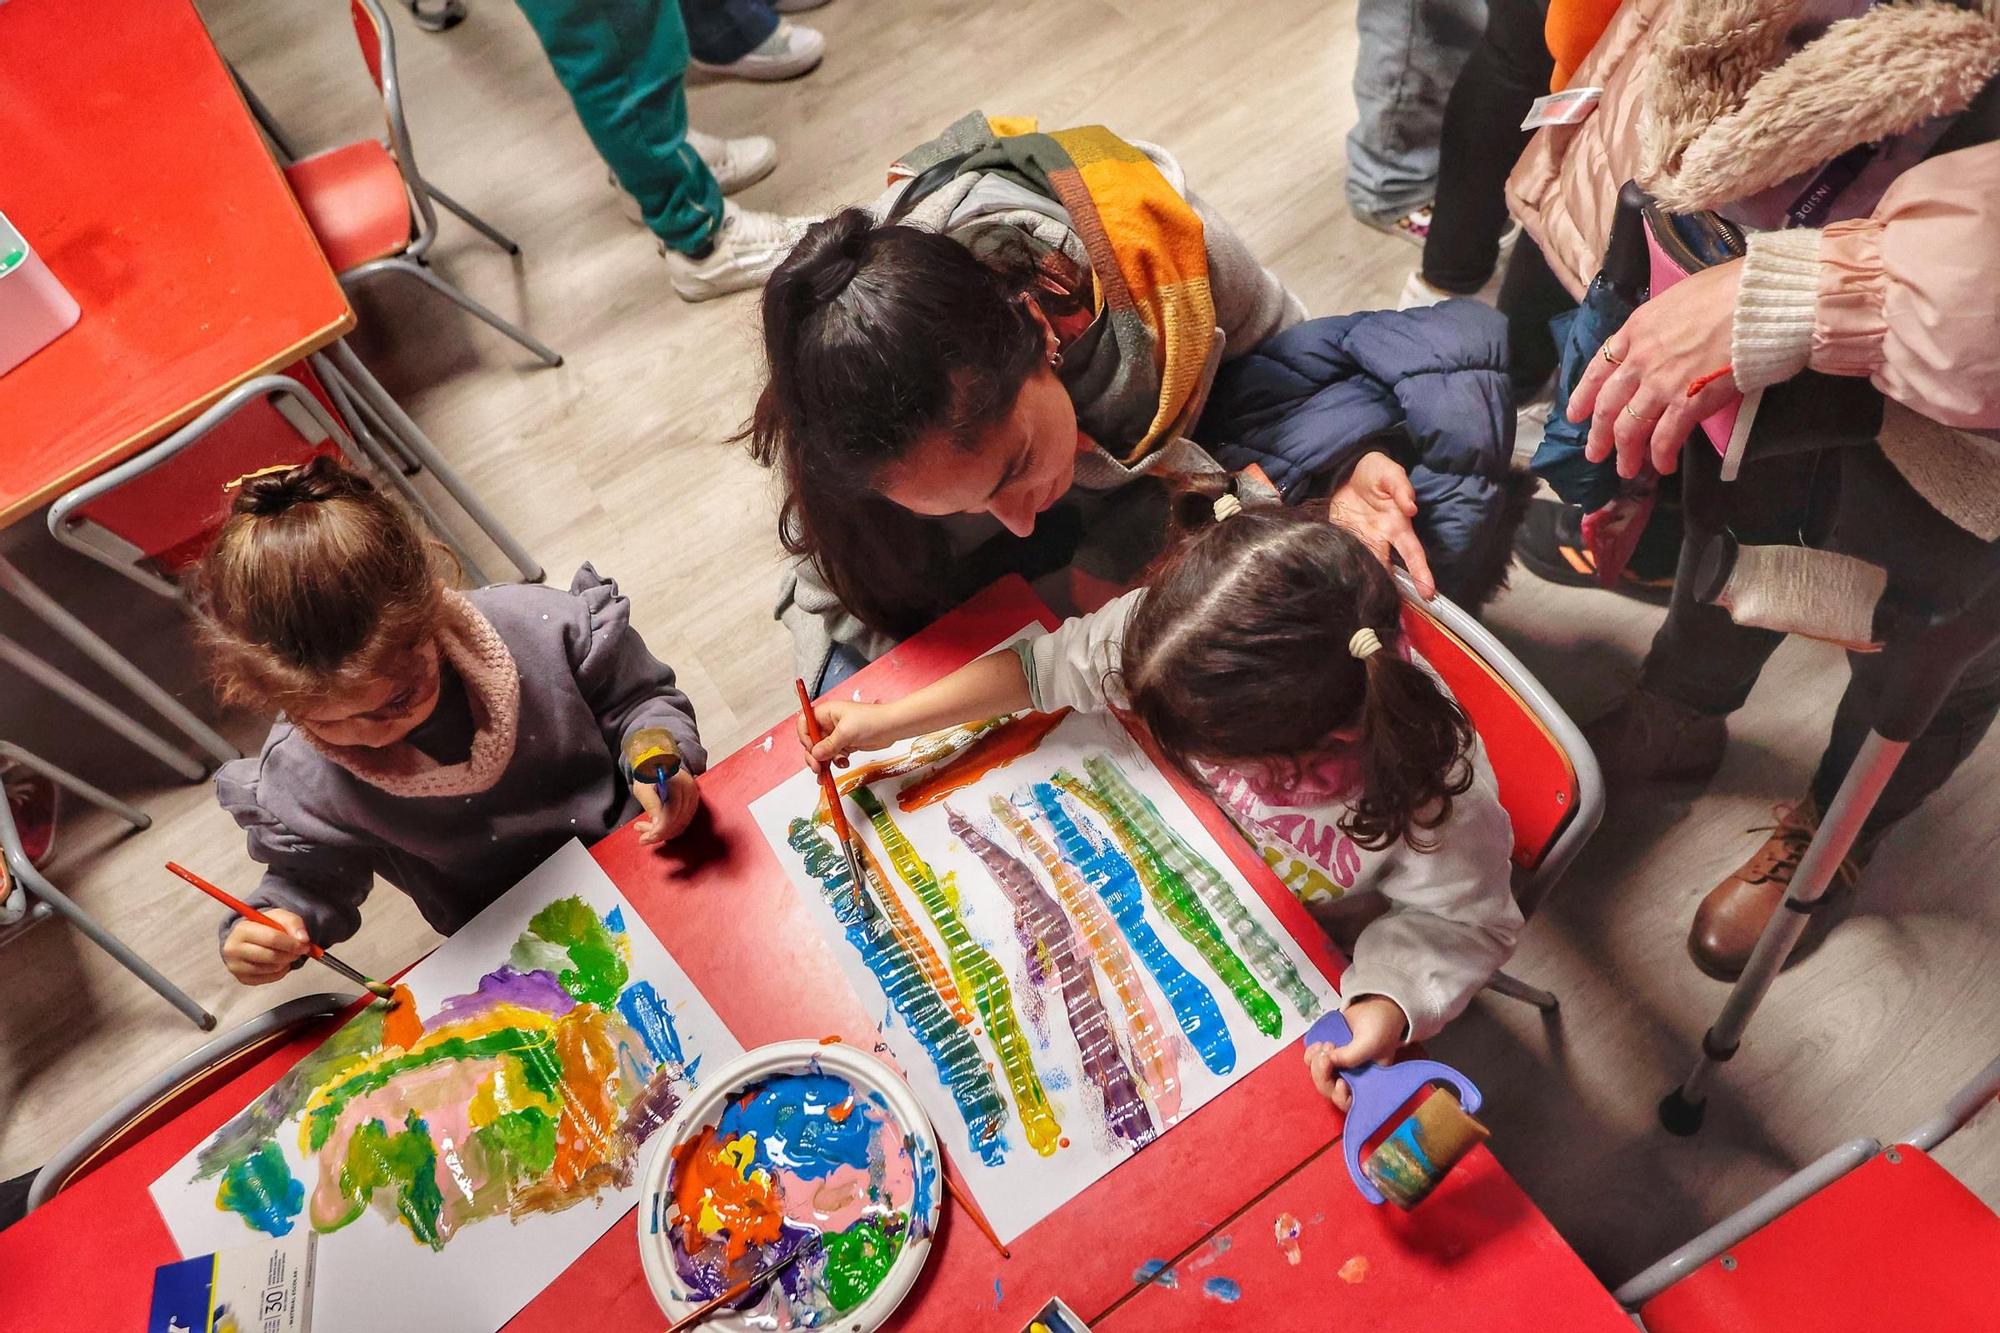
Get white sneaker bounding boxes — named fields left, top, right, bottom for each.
left=688, top=130, right=779, bottom=195
left=690, top=22, right=825, bottom=81
left=665, top=204, right=812, bottom=302
left=1396, top=270, right=1454, bottom=310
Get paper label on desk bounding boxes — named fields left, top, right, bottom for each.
left=149, top=840, right=742, bottom=1333
left=149, top=1232, right=316, bottom=1333
left=751, top=632, right=1338, bottom=1243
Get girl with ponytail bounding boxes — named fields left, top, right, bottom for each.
left=794, top=503, right=1520, bottom=1105
left=193, top=457, right=709, bottom=988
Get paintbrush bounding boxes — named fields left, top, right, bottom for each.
left=943, top=1170, right=1010, bottom=1259
left=664, top=1246, right=807, bottom=1332
left=793, top=678, right=866, bottom=912
left=166, top=862, right=398, bottom=1002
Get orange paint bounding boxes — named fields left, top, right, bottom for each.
left=380, top=985, right=424, bottom=1050
left=546, top=1008, right=622, bottom=1195
left=670, top=1126, right=784, bottom=1263
left=1059, top=1137, right=1071, bottom=1149
left=831, top=719, right=1007, bottom=798
left=896, top=710, right=1071, bottom=812
left=828, top=1096, right=855, bottom=1124
left=854, top=837, right=974, bottom=1026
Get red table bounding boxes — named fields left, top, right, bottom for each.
left=0, top=580, right=1628, bottom=1330
left=0, top=0, right=352, bottom=527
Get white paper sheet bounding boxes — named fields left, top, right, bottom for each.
left=750, top=638, right=1336, bottom=1243
left=151, top=840, right=742, bottom=1333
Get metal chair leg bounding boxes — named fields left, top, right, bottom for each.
left=1484, top=969, right=1559, bottom=1012
left=318, top=356, right=421, bottom=475
left=0, top=636, right=205, bottom=781
left=357, top=259, right=563, bottom=368
left=420, top=180, right=522, bottom=255
left=325, top=342, right=547, bottom=583
left=0, top=556, right=238, bottom=767
left=0, top=742, right=150, bottom=831
left=226, top=61, right=298, bottom=164
left=1659, top=731, right=1903, bottom=1136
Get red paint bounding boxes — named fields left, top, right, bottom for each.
left=895, top=709, right=1073, bottom=811
left=0, top=0, right=352, bottom=527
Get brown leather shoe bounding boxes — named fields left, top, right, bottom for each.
left=1585, top=688, right=1729, bottom=785
left=1688, top=798, right=1866, bottom=981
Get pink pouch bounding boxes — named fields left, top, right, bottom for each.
left=1644, top=221, right=1763, bottom=480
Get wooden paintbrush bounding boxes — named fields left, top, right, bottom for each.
left=793, top=678, right=866, bottom=912
left=664, top=1246, right=806, bottom=1332
left=943, top=1170, right=1010, bottom=1259
left=166, top=862, right=398, bottom=1002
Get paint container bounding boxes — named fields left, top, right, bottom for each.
left=638, top=1040, right=941, bottom=1333
left=0, top=211, right=81, bottom=378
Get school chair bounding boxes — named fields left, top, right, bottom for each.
left=24, top=991, right=352, bottom=1211
left=282, top=0, right=562, bottom=368
left=48, top=366, right=541, bottom=602
left=1396, top=573, right=1606, bottom=1011
left=1615, top=1049, right=2000, bottom=1332
left=0, top=741, right=214, bottom=1029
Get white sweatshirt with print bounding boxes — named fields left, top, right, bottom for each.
left=1012, top=590, right=1522, bottom=1042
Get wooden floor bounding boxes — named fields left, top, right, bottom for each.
left=4, top=0, right=1996, bottom=1290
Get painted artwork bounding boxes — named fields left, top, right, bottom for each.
left=151, top=840, right=743, bottom=1333
left=659, top=1067, right=936, bottom=1324
left=750, top=655, right=1337, bottom=1244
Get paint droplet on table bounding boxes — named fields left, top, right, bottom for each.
left=761, top=734, right=773, bottom=751
left=852, top=688, right=863, bottom=700
left=1202, top=1277, right=1241, bottom=1303
left=1274, top=1211, right=1302, bottom=1265
left=994, top=1277, right=1004, bottom=1307
left=1211, top=1234, right=1232, bottom=1254
left=1339, top=1255, right=1370, bottom=1284
left=1135, top=1259, right=1178, bottom=1290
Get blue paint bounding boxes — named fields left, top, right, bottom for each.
left=1203, top=1277, right=1242, bottom=1303
left=603, top=906, right=625, bottom=933
left=1135, top=1259, right=1179, bottom=1290
left=717, top=1072, right=878, bottom=1180
left=615, top=981, right=703, bottom=1083
left=907, top=1134, right=938, bottom=1237
left=1032, top=784, right=1236, bottom=1075
left=994, top=1277, right=1005, bottom=1308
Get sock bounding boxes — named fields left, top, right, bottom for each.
left=1714, top=544, right=1886, bottom=650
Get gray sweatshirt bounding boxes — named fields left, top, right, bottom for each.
left=214, top=566, right=704, bottom=951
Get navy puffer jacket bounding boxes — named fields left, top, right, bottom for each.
left=1192, top=300, right=1518, bottom=606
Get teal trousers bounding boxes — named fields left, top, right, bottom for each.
left=514, top=0, right=723, bottom=254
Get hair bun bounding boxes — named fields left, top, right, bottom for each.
left=781, top=208, right=875, bottom=310
left=232, top=454, right=371, bottom=518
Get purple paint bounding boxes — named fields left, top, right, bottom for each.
left=429, top=966, right=577, bottom=1022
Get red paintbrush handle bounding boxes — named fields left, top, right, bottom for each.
left=793, top=679, right=858, bottom=842
left=166, top=861, right=322, bottom=957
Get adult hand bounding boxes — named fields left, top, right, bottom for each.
left=1330, top=452, right=1435, bottom=599
left=1569, top=259, right=1743, bottom=480
left=1303, top=995, right=1408, bottom=1111
left=222, top=908, right=312, bottom=986
left=633, top=768, right=701, bottom=844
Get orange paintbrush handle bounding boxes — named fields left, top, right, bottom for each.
left=167, top=861, right=322, bottom=957
left=793, top=679, right=859, bottom=842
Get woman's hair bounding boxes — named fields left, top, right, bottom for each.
left=747, top=207, right=1059, bottom=636
left=191, top=456, right=453, bottom=710
left=1118, top=507, right=1475, bottom=851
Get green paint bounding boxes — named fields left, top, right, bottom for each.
left=850, top=788, right=1062, bottom=1156
left=1055, top=771, right=1283, bottom=1037
left=473, top=1107, right=557, bottom=1181
left=1082, top=756, right=1322, bottom=1019
left=0, top=248, right=25, bottom=275
left=507, top=936, right=572, bottom=977
left=822, top=1214, right=906, bottom=1313
left=524, top=896, right=628, bottom=1006
left=215, top=1140, right=304, bottom=1237
left=338, top=1111, right=447, bottom=1248
left=196, top=1005, right=388, bottom=1181
left=306, top=1026, right=563, bottom=1151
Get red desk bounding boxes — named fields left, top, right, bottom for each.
left=0, top=580, right=1627, bottom=1330
left=0, top=0, right=352, bottom=527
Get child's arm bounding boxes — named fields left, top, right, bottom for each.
left=215, top=765, right=376, bottom=983
left=798, top=589, right=1144, bottom=772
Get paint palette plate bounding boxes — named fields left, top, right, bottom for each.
left=638, top=1040, right=941, bottom=1332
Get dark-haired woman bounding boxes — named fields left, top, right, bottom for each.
left=192, top=458, right=707, bottom=987
left=750, top=114, right=1521, bottom=688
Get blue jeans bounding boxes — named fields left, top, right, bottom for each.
left=1346, top=0, right=1488, bottom=219
left=815, top=642, right=872, bottom=696
left=680, top=0, right=777, bottom=64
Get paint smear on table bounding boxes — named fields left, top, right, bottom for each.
left=1274, top=1211, right=1302, bottom=1265
left=1135, top=1258, right=1178, bottom=1290
left=664, top=1069, right=936, bottom=1325
left=1339, top=1254, right=1371, bottom=1284
left=1202, top=1276, right=1242, bottom=1303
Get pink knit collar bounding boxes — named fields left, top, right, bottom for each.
left=294, top=591, right=522, bottom=798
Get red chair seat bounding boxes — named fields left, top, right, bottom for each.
left=283, top=139, right=411, bottom=273
left=1639, top=1148, right=2000, bottom=1333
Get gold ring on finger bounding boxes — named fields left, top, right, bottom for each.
left=1623, top=403, right=1659, bottom=423
left=1601, top=345, right=1624, bottom=366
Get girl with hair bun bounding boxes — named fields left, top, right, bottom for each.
left=193, top=456, right=708, bottom=986
left=794, top=501, right=1521, bottom=1106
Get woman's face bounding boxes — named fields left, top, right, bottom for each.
left=876, top=362, right=1086, bottom=539
left=293, top=638, right=443, bottom=750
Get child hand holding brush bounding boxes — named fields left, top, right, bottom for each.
left=799, top=503, right=1522, bottom=1106
left=192, top=458, right=709, bottom=986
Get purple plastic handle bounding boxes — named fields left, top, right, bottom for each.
left=1304, top=1010, right=1483, bottom=1206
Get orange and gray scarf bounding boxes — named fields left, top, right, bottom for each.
left=887, top=113, right=1217, bottom=466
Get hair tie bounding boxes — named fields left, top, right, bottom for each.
left=1213, top=494, right=1244, bottom=522
left=1348, top=627, right=1383, bottom=661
